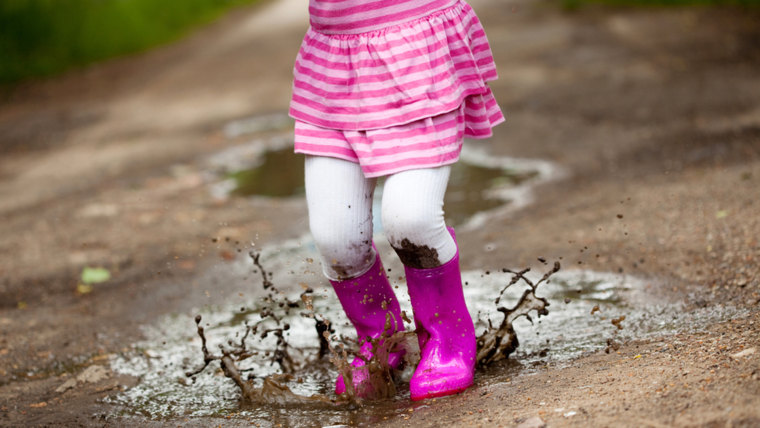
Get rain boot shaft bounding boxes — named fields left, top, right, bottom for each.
left=330, top=246, right=404, bottom=396
left=404, top=227, right=476, bottom=400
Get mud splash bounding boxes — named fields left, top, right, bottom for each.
left=107, top=240, right=747, bottom=425
left=189, top=256, right=555, bottom=402
left=106, top=252, right=555, bottom=424
left=476, top=263, right=556, bottom=366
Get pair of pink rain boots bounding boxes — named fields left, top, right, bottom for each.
left=329, top=228, right=476, bottom=401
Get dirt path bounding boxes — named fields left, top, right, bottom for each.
left=1, top=0, right=759, bottom=426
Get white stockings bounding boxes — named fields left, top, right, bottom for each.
left=304, top=155, right=457, bottom=280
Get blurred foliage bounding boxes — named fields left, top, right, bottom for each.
left=0, top=0, right=257, bottom=85
left=562, top=0, right=760, bottom=9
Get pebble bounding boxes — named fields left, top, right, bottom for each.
left=516, top=416, right=546, bottom=428
left=730, top=347, right=756, bottom=359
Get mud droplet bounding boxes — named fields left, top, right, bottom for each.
left=611, top=315, right=626, bottom=330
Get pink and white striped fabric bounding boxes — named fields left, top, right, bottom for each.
left=309, top=0, right=458, bottom=34
left=295, top=88, right=502, bottom=177
left=291, top=0, right=504, bottom=177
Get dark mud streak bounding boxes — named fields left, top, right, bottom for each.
left=331, top=240, right=374, bottom=280
left=392, top=239, right=441, bottom=269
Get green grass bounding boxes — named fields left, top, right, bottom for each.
left=0, top=0, right=257, bottom=85
left=562, top=0, right=760, bottom=10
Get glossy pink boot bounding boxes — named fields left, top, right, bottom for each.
left=404, top=227, right=476, bottom=401
left=331, top=246, right=405, bottom=397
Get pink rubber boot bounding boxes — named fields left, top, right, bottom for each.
left=331, top=246, right=405, bottom=397
left=404, top=227, right=476, bottom=400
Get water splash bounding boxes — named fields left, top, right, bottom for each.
left=108, top=245, right=747, bottom=423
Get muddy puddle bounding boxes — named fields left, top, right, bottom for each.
left=219, top=146, right=539, bottom=227
left=104, top=113, right=745, bottom=425
left=107, top=245, right=747, bottom=425
left=205, top=113, right=556, bottom=228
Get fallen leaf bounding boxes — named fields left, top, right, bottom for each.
left=81, top=267, right=111, bottom=284
left=55, top=378, right=77, bottom=393
left=56, top=365, right=110, bottom=393
left=29, top=402, right=47, bottom=408
left=77, top=365, right=109, bottom=384
left=76, top=283, right=93, bottom=295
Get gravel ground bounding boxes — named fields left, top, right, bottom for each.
left=0, top=0, right=758, bottom=426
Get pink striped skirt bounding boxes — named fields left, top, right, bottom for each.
left=290, top=0, right=504, bottom=177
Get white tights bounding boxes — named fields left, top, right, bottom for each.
left=304, top=155, right=457, bottom=281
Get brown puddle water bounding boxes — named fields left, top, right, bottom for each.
left=214, top=145, right=536, bottom=227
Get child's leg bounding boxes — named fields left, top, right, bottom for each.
left=381, top=165, right=476, bottom=401
left=304, top=155, right=377, bottom=280
left=380, top=166, right=457, bottom=268
left=304, top=155, right=403, bottom=397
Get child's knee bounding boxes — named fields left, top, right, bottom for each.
left=311, top=229, right=374, bottom=280
left=383, top=206, right=440, bottom=258
left=381, top=200, right=454, bottom=269
left=382, top=206, right=432, bottom=243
